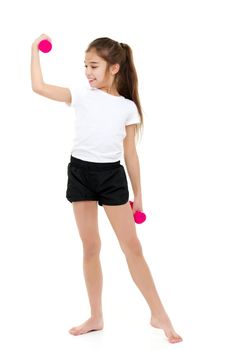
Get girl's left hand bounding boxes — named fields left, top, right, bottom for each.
left=132, top=195, right=143, bottom=214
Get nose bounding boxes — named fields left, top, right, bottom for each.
left=85, top=66, right=92, bottom=75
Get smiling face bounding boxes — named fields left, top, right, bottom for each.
left=84, top=49, right=120, bottom=93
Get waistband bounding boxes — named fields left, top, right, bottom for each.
left=70, top=155, right=121, bottom=170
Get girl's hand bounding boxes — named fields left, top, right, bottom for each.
left=132, top=194, right=143, bottom=215
left=32, top=34, right=52, bottom=49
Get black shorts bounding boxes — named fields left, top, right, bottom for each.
left=66, top=155, right=129, bottom=206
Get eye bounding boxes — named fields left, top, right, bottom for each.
left=84, top=65, right=97, bottom=69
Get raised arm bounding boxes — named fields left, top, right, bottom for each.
left=31, top=34, right=71, bottom=104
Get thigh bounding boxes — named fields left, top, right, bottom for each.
left=103, top=202, right=142, bottom=254
left=97, top=165, right=129, bottom=206
left=66, top=162, right=99, bottom=203
left=72, top=201, right=101, bottom=246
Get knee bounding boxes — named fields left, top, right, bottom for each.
left=122, top=237, right=143, bottom=257
left=83, top=240, right=101, bottom=257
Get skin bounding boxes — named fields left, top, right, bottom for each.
left=68, top=49, right=183, bottom=344
left=84, top=49, right=121, bottom=96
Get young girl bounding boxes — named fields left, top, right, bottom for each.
left=31, top=34, right=183, bottom=344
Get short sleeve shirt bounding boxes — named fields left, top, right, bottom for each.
left=66, top=85, right=141, bottom=162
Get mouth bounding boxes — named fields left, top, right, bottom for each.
left=88, top=79, right=96, bottom=83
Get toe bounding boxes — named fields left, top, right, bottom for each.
left=170, top=338, right=177, bottom=343
left=69, top=327, right=81, bottom=335
left=169, top=335, right=183, bottom=343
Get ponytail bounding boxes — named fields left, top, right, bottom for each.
left=86, top=37, right=144, bottom=143
left=117, top=43, right=144, bottom=143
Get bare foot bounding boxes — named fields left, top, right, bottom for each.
left=69, top=316, right=104, bottom=336
left=150, top=313, right=183, bottom=344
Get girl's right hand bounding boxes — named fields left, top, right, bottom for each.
left=32, top=34, right=52, bottom=49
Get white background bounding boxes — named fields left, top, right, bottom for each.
left=0, top=0, right=232, bottom=349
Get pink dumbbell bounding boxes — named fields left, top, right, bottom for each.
left=38, top=39, right=52, bottom=53
left=129, top=201, right=146, bottom=224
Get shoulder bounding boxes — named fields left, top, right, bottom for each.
left=124, top=99, right=138, bottom=114
left=70, top=84, right=89, bottom=96
left=67, top=84, right=90, bottom=107
left=121, top=97, right=137, bottom=110
left=124, top=99, right=140, bottom=125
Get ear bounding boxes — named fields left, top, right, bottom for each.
left=111, top=63, right=120, bottom=75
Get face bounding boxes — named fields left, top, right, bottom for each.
left=84, top=49, right=120, bottom=90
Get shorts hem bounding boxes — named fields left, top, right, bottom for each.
left=98, top=200, right=129, bottom=206
left=66, top=197, right=98, bottom=203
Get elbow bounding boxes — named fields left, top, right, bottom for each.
left=32, top=86, right=40, bottom=93
left=32, top=84, right=44, bottom=93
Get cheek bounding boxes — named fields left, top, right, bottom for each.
left=97, top=72, right=105, bottom=80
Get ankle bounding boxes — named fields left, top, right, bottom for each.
left=91, top=313, right=103, bottom=319
left=151, top=308, right=167, bottom=319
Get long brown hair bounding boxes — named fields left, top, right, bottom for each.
left=85, top=37, right=144, bottom=143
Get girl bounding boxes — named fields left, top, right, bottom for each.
left=31, top=34, right=183, bottom=344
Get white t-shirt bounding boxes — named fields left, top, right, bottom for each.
left=66, top=85, right=141, bottom=162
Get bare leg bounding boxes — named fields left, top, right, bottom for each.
left=103, top=203, right=183, bottom=344
left=82, top=253, right=103, bottom=319
left=125, top=252, right=183, bottom=343
left=69, top=201, right=104, bottom=336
